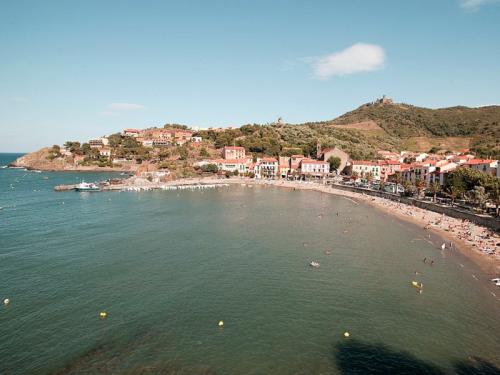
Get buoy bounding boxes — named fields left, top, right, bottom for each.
left=3, top=298, right=10, bottom=305
left=218, top=320, right=224, bottom=327
left=411, top=281, right=423, bottom=289
left=343, top=331, right=350, bottom=338
left=99, top=311, right=108, bottom=318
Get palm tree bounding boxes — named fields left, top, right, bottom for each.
left=351, top=171, right=359, bottom=182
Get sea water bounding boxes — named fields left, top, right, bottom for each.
left=0, top=154, right=499, bottom=374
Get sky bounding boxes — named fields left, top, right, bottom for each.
left=1, top=0, right=499, bottom=152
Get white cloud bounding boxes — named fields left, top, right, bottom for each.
left=107, top=102, right=145, bottom=111
left=460, top=0, right=500, bottom=10
left=311, top=43, right=386, bottom=79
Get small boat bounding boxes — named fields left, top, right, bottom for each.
left=309, top=261, right=320, bottom=268
left=411, top=281, right=423, bottom=289
left=75, top=181, right=100, bottom=192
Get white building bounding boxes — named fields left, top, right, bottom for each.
left=300, top=159, right=330, bottom=177
left=255, top=158, right=279, bottom=179
left=123, top=129, right=141, bottom=137
left=465, top=159, right=498, bottom=176
left=223, top=146, right=246, bottom=160
left=351, top=161, right=381, bottom=180
left=99, top=148, right=111, bottom=157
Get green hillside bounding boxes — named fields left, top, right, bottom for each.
left=197, top=102, right=500, bottom=159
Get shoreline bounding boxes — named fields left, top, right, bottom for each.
left=142, top=177, right=500, bottom=276
left=50, top=173, right=500, bottom=277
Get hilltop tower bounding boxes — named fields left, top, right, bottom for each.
left=316, top=140, right=322, bottom=159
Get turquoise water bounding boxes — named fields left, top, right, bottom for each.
left=1, top=153, right=499, bottom=374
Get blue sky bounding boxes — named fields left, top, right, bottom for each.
left=1, top=0, right=499, bottom=152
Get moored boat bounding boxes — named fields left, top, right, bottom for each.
left=75, top=181, right=100, bottom=192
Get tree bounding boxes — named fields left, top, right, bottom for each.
left=201, top=164, right=218, bottom=173
left=446, top=184, right=463, bottom=206
left=429, top=181, right=441, bottom=202
left=467, top=186, right=489, bottom=212
left=366, top=172, right=374, bottom=184
left=402, top=180, right=416, bottom=196
left=351, top=171, right=359, bottom=181
left=415, top=178, right=426, bottom=198
left=177, top=146, right=189, bottom=160
left=485, top=177, right=500, bottom=216
left=327, top=156, right=341, bottom=174
left=199, top=147, right=209, bottom=157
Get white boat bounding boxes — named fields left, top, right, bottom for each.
left=491, top=278, right=500, bottom=283
left=75, top=181, right=100, bottom=192
left=309, top=261, right=320, bottom=268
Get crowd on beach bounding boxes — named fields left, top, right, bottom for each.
left=368, top=196, right=499, bottom=259
left=256, top=178, right=500, bottom=268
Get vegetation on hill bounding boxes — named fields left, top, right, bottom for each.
left=195, top=103, right=500, bottom=159
left=328, top=103, right=500, bottom=158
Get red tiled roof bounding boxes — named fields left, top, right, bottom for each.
left=352, top=160, right=378, bottom=166
left=466, top=159, right=496, bottom=165
left=223, top=146, right=245, bottom=150
left=301, top=159, right=328, bottom=165
left=260, top=157, right=278, bottom=163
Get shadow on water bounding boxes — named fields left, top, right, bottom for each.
left=51, top=330, right=217, bottom=375
left=333, top=340, right=500, bottom=375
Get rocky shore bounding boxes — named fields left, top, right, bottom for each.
left=9, top=148, right=132, bottom=172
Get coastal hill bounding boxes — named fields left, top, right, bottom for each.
left=11, top=98, right=500, bottom=172
left=300, top=100, right=500, bottom=158
left=199, top=99, right=500, bottom=160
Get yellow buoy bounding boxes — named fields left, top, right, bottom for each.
left=99, top=311, right=108, bottom=318
left=343, top=331, right=350, bottom=338
left=411, top=281, right=423, bottom=289
left=218, top=320, right=224, bottom=327
left=3, top=298, right=10, bottom=305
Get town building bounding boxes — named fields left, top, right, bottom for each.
left=89, top=138, right=104, bottom=148
left=350, top=161, right=381, bottom=180
left=123, top=129, right=142, bottom=137
left=377, top=160, right=401, bottom=181
left=223, top=146, right=246, bottom=160
left=152, top=138, right=171, bottom=147
left=99, top=148, right=111, bottom=157
left=213, top=159, right=250, bottom=174
left=316, top=143, right=349, bottom=174
left=255, top=158, right=278, bottom=179
left=299, top=159, right=330, bottom=178
left=465, top=159, right=498, bottom=176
